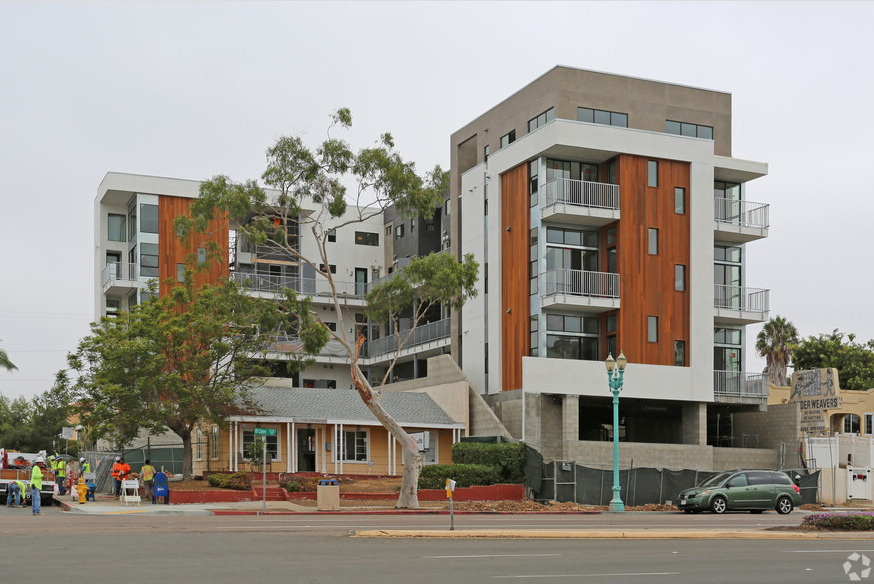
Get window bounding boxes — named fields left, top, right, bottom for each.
left=242, top=430, right=278, bottom=461
left=665, top=120, right=713, bottom=140
left=394, top=224, right=405, bottom=239
left=336, top=429, right=368, bottom=462
left=675, top=265, right=686, bottom=291
left=528, top=107, right=555, bottom=132
left=327, top=230, right=336, bottom=243
left=529, top=316, right=538, bottom=357
left=195, top=428, right=203, bottom=461
left=647, top=316, right=658, bottom=343
left=484, top=144, right=490, bottom=162
left=106, top=298, right=120, bottom=317
left=211, top=426, right=220, bottom=459
left=140, top=203, right=159, bottom=234
left=844, top=415, right=861, bottom=435
left=529, top=160, right=539, bottom=207
left=865, top=413, right=873, bottom=436
left=385, top=225, right=392, bottom=236
left=128, top=205, right=137, bottom=241
left=648, top=228, right=659, bottom=255
left=546, top=158, right=599, bottom=183
left=425, top=220, right=436, bottom=233
left=177, top=263, right=185, bottom=282
left=303, top=379, right=337, bottom=389
left=140, top=243, right=159, bottom=277
left=674, top=340, right=686, bottom=366
left=108, top=214, right=126, bottom=242
left=319, top=264, right=337, bottom=274
left=410, top=219, right=415, bottom=233
left=355, top=231, right=379, bottom=246
left=529, top=227, right=538, bottom=295
left=500, top=130, right=516, bottom=149
left=675, top=187, right=686, bottom=214
left=444, top=199, right=450, bottom=216
left=197, top=247, right=207, bottom=264
left=714, top=327, right=742, bottom=371
left=546, top=314, right=599, bottom=361
left=647, top=160, right=658, bottom=187
left=577, top=107, right=628, bottom=127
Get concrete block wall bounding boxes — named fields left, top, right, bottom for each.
left=712, top=447, right=780, bottom=470
left=733, top=403, right=801, bottom=451
left=565, top=440, right=781, bottom=471
left=468, top=387, right=514, bottom=440
left=539, top=395, right=564, bottom=459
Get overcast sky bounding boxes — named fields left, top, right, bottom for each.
left=1, top=1, right=872, bottom=400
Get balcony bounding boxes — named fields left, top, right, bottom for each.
left=362, top=318, right=451, bottom=359
left=714, top=285, right=769, bottom=325
left=102, top=262, right=137, bottom=295
left=541, top=178, right=620, bottom=226
left=231, top=271, right=367, bottom=305
left=713, top=370, right=769, bottom=404
left=713, top=198, right=770, bottom=243
left=541, top=269, right=620, bottom=312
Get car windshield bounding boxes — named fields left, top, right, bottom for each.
left=698, top=473, right=731, bottom=488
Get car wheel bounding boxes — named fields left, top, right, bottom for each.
left=776, top=496, right=793, bottom=515
left=710, top=496, right=728, bottom=514
left=750, top=509, right=764, bottom=514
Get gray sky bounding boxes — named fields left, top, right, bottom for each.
left=2, top=1, right=872, bottom=400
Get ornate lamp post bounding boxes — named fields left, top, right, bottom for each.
left=605, top=352, right=627, bottom=512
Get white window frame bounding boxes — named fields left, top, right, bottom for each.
left=195, top=427, right=204, bottom=461
left=241, top=429, right=280, bottom=462
left=211, top=426, right=220, bottom=460
left=335, top=428, right=370, bottom=463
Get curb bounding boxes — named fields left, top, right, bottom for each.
left=352, top=529, right=874, bottom=540
left=210, top=509, right=602, bottom=516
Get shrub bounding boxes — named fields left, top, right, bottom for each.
left=280, top=474, right=318, bottom=492
left=451, top=442, right=527, bottom=483
left=801, top=512, right=874, bottom=530
left=418, top=464, right=499, bottom=490
left=207, top=472, right=252, bottom=491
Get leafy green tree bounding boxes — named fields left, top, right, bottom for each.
left=791, top=329, right=874, bottom=391
left=0, top=340, right=16, bottom=371
left=755, top=315, right=799, bottom=386
left=66, top=275, right=326, bottom=480
left=180, top=109, right=478, bottom=508
left=0, top=374, right=71, bottom=452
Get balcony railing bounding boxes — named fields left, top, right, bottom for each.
left=714, top=197, right=769, bottom=230
left=102, top=262, right=136, bottom=288
left=544, top=269, right=620, bottom=298
left=231, top=271, right=366, bottom=297
left=362, top=318, right=450, bottom=358
left=542, top=178, right=620, bottom=211
left=714, top=285, right=769, bottom=312
left=714, top=370, right=769, bottom=401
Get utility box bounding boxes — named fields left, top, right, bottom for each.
left=847, top=467, right=872, bottom=500
left=317, top=478, right=340, bottom=511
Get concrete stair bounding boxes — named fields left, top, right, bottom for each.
left=252, top=485, right=287, bottom=501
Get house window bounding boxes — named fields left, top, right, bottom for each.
left=355, top=231, right=379, bottom=246
left=675, top=187, right=686, bottom=214
left=528, top=107, right=555, bottom=132
left=500, top=130, right=516, bottom=149
left=242, top=429, right=278, bottom=460
left=675, top=265, right=686, bottom=291
left=666, top=120, right=713, bottom=140
left=336, top=429, right=368, bottom=462
left=303, top=379, right=337, bottom=389
left=140, top=203, right=159, bottom=234
left=647, top=316, right=658, bottom=343
left=648, top=228, right=659, bottom=255
left=327, top=229, right=336, bottom=243
left=140, top=243, right=159, bottom=277
left=844, top=415, right=861, bottom=435
left=647, top=161, right=658, bottom=187
left=577, top=107, right=628, bottom=127
left=177, top=263, right=185, bottom=282
left=865, top=413, right=873, bottom=436
left=211, top=426, right=220, bottom=459
left=197, top=247, right=207, bottom=264
left=674, top=341, right=686, bottom=366
left=195, top=428, right=204, bottom=461
left=444, top=199, right=450, bottom=216
left=108, top=214, right=126, bottom=242
left=395, top=224, right=405, bottom=239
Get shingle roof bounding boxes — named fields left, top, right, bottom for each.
left=236, top=385, right=459, bottom=428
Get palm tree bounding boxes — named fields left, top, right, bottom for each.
left=755, top=316, right=799, bottom=386
left=0, top=340, right=16, bottom=371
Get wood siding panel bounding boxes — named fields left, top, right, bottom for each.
left=158, top=196, right=228, bottom=298
left=615, top=155, right=690, bottom=367
left=501, top=164, right=530, bottom=390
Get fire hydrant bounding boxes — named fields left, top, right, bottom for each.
left=75, top=477, right=89, bottom=504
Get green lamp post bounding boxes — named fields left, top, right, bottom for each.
left=605, top=351, right=627, bottom=512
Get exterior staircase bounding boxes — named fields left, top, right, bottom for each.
left=252, top=484, right=287, bottom=501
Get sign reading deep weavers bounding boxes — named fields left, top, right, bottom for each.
left=790, top=368, right=842, bottom=435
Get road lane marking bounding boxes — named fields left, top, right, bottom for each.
left=425, top=554, right=562, bottom=559
left=492, top=572, right=681, bottom=579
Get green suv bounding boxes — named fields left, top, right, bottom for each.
left=677, top=470, right=801, bottom=514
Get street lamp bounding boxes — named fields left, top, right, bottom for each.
left=605, top=351, right=627, bottom=512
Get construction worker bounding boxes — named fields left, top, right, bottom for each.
left=30, top=457, right=44, bottom=515
left=6, top=480, right=22, bottom=507
left=79, top=457, right=91, bottom=476
left=140, top=459, right=156, bottom=502
left=55, top=455, right=67, bottom=496
left=111, top=456, right=122, bottom=497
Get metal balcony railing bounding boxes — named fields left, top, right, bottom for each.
left=361, top=318, right=450, bottom=358
left=231, top=271, right=365, bottom=297
left=714, top=197, right=770, bottom=230
left=544, top=269, right=620, bottom=298
left=713, top=371, right=769, bottom=401
left=542, top=178, right=620, bottom=211
left=714, top=285, right=769, bottom=312
left=102, top=262, right=137, bottom=287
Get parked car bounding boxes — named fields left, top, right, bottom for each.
left=677, top=470, right=801, bottom=514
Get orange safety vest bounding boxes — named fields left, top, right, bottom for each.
left=111, top=462, right=123, bottom=479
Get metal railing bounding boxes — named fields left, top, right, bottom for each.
left=102, top=262, right=136, bottom=287
left=714, top=285, right=769, bottom=312
left=714, top=197, right=770, bottom=230
left=542, top=178, right=620, bottom=211
left=362, top=318, right=450, bottom=358
left=713, top=370, right=769, bottom=400
left=543, top=269, right=620, bottom=298
left=231, top=271, right=364, bottom=297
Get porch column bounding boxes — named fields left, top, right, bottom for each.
left=287, top=422, right=293, bottom=473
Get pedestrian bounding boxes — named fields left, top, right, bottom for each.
left=111, top=456, right=122, bottom=497
left=6, top=480, right=22, bottom=507
left=30, top=457, right=45, bottom=515
left=140, top=459, right=156, bottom=502
left=55, top=455, right=67, bottom=496
left=112, top=457, right=131, bottom=498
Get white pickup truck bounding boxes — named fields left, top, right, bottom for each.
left=0, top=448, right=58, bottom=503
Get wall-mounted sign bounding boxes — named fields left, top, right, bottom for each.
left=790, top=368, right=842, bottom=435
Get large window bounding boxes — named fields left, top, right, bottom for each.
left=714, top=327, right=742, bottom=371
left=500, top=130, right=516, bottom=148
left=242, top=429, right=278, bottom=461
left=140, top=243, right=159, bottom=277
left=355, top=231, right=379, bottom=246
left=546, top=314, right=599, bottom=361
left=528, top=108, right=555, bottom=132
left=546, top=158, right=599, bottom=183
left=336, top=429, right=368, bottom=462
left=666, top=120, right=713, bottom=140
left=843, top=415, right=861, bottom=435
left=546, top=227, right=599, bottom=272
left=108, top=214, right=126, bottom=242
left=140, top=203, right=159, bottom=234
left=577, top=107, right=628, bottom=128
left=714, top=245, right=742, bottom=308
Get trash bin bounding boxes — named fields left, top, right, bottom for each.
left=317, top=478, right=340, bottom=511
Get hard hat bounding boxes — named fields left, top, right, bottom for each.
left=35, top=457, right=44, bottom=463
left=79, top=457, right=85, bottom=463
left=115, top=456, right=120, bottom=461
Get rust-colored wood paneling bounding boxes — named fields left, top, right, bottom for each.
left=614, top=155, right=690, bottom=367
left=158, top=196, right=229, bottom=298
left=501, top=164, right=530, bottom=390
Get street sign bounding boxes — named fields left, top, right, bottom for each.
left=254, top=428, right=276, bottom=436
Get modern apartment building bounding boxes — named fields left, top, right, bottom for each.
left=450, top=66, right=773, bottom=467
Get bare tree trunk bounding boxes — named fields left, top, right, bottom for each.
left=176, top=428, right=193, bottom=481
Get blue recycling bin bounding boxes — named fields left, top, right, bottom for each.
left=85, top=483, right=97, bottom=501
left=317, top=478, right=338, bottom=486
left=152, top=472, right=169, bottom=504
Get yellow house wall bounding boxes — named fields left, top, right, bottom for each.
left=769, top=379, right=874, bottom=437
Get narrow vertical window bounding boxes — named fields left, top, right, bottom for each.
left=647, top=316, right=658, bottom=343
left=177, top=263, right=185, bottom=282
left=648, top=228, right=659, bottom=255
left=674, top=187, right=686, bottom=214
left=197, top=247, right=207, bottom=264
left=647, top=160, right=658, bottom=187
left=484, top=144, right=490, bottom=162
left=675, top=265, right=686, bottom=291
left=674, top=341, right=686, bottom=366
